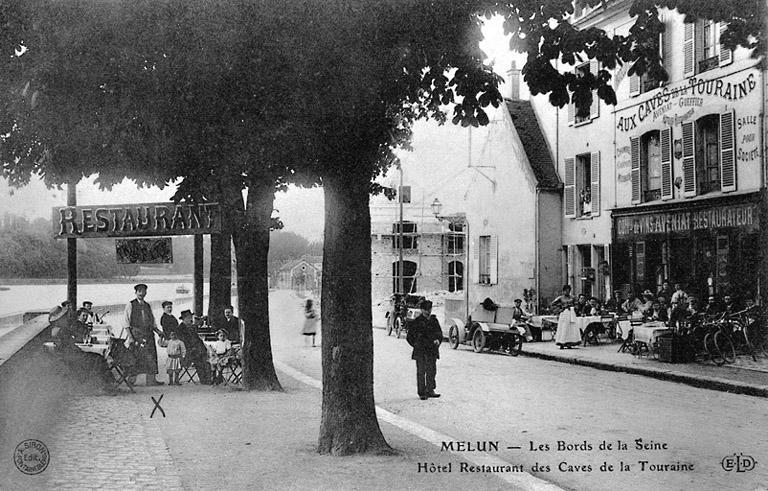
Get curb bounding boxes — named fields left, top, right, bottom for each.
left=520, top=349, right=768, bottom=398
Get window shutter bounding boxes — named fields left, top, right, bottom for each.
left=631, top=136, right=641, bottom=204
left=564, top=157, right=576, bottom=217
left=683, top=22, right=695, bottom=77
left=681, top=121, right=697, bottom=197
left=489, top=235, right=498, bottom=285
left=567, top=100, right=574, bottom=126
left=589, top=60, right=599, bottom=119
left=662, top=27, right=672, bottom=81
left=472, top=237, right=480, bottom=284
left=719, top=22, right=733, bottom=67
left=590, top=151, right=601, bottom=216
left=720, top=110, right=736, bottom=192
left=660, top=127, right=673, bottom=200
left=629, top=61, right=640, bottom=97
left=567, top=245, right=575, bottom=286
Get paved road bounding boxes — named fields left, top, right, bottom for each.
left=272, top=291, right=768, bottom=491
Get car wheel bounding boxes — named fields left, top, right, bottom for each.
left=449, top=325, right=460, bottom=349
left=386, top=314, right=393, bottom=336
left=472, top=328, right=485, bottom=353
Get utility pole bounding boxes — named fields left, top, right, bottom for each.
left=67, top=181, right=77, bottom=321
left=398, top=165, right=405, bottom=296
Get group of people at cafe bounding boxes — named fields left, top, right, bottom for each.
left=547, top=280, right=756, bottom=350
left=50, top=283, right=242, bottom=392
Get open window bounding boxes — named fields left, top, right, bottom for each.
left=564, top=151, right=601, bottom=217
left=445, top=222, right=464, bottom=254
left=630, top=129, right=674, bottom=203
left=567, top=60, right=599, bottom=126
left=681, top=111, right=736, bottom=197
left=683, top=20, right=733, bottom=78
left=392, top=260, right=417, bottom=294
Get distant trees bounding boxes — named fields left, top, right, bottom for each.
left=268, top=231, right=322, bottom=279
left=0, top=215, right=139, bottom=278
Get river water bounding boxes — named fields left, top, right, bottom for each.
left=0, top=282, right=210, bottom=317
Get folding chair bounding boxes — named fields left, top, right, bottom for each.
left=222, top=358, right=242, bottom=385
left=179, top=364, right=200, bottom=384
left=109, top=363, right=136, bottom=393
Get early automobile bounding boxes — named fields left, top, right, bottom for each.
left=444, top=297, right=527, bottom=356
left=386, top=293, right=425, bottom=338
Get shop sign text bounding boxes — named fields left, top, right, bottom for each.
left=53, top=202, right=220, bottom=239
left=616, top=203, right=757, bottom=239
left=617, top=72, right=757, bottom=132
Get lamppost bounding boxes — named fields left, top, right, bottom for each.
left=431, top=198, right=470, bottom=320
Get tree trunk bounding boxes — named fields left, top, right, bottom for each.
left=317, top=172, right=391, bottom=455
left=233, top=180, right=282, bottom=391
left=208, top=187, right=240, bottom=326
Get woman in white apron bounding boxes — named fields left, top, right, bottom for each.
left=551, top=285, right=581, bottom=349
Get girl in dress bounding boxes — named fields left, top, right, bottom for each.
left=551, top=285, right=581, bottom=349
left=209, top=330, right=233, bottom=385
left=301, top=299, right=319, bottom=347
left=159, top=330, right=186, bottom=385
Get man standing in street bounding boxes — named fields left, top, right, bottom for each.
left=122, top=283, right=164, bottom=386
left=221, top=305, right=241, bottom=343
left=406, top=299, right=442, bottom=400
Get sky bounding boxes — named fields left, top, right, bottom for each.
left=0, top=16, right=514, bottom=242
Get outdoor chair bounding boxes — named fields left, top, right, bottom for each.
left=179, top=364, right=200, bottom=384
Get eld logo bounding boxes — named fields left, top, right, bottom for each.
left=721, top=453, right=756, bottom=472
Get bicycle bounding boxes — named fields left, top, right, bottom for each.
left=728, top=306, right=766, bottom=359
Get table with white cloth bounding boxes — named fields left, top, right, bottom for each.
left=632, top=322, right=672, bottom=354
left=527, top=315, right=559, bottom=340
left=75, top=343, right=110, bottom=358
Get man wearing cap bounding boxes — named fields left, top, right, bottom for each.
left=406, top=299, right=443, bottom=400
left=122, top=284, right=164, bottom=386
left=160, top=301, right=179, bottom=338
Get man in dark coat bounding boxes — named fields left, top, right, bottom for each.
left=406, top=299, right=443, bottom=400
left=176, top=310, right=212, bottom=384
left=122, top=283, right=164, bottom=386
left=221, top=305, right=241, bottom=343
left=160, top=301, right=179, bottom=338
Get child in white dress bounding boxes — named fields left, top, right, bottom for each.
left=159, top=331, right=186, bottom=385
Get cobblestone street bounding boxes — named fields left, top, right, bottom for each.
left=43, top=395, right=183, bottom=490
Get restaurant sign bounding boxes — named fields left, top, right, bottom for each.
left=615, top=202, right=758, bottom=240
left=53, top=202, right=220, bottom=239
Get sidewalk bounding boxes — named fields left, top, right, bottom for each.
left=520, top=336, right=768, bottom=398
left=3, top=365, right=559, bottom=491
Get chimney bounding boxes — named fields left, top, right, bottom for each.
left=506, top=61, right=521, bottom=100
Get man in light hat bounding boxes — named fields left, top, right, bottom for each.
left=122, top=283, right=164, bottom=386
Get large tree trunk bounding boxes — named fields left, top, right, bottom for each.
left=207, top=186, right=239, bottom=326
left=317, top=172, right=391, bottom=455
left=233, top=180, right=282, bottom=391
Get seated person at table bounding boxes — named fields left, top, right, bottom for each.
left=704, top=296, right=722, bottom=319
left=209, top=330, right=234, bottom=385
left=160, top=301, right=179, bottom=338
left=574, top=294, right=589, bottom=317
left=604, top=291, right=624, bottom=314
left=582, top=297, right=601, bottom=317
left=51, top=306, right=116, bottom=395
left=175, top=310, right=212, bottom=384
left=649, top=300, right=668, bottom=322
left=638, top=291, right=655, bottom=318
left=221, top=306, right=241, bottom=343
left=622, top=291, right=643, bottom=316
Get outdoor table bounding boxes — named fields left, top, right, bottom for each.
left=632, top=322, right=671, bottom=348
left=528, top=315, right=558, bottom=341
left=76, top=343, right=110, bottom=358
